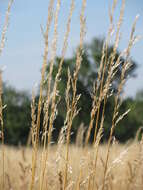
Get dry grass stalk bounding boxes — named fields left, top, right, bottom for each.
left=30, top=0, right=55, bottom=189
left=0, top=0, right=13, bottom=189
left=102, top=12, right=139, bottom=190
left=31, top=90, right=36, bottom=148
left=75, top=169, right=82, bottom=190
left=97, top=0, right=125, bottom=145
left=85, top=0, right=117, bottom=146
left=63, top=0, right=86, bottom=189
left=90, top=118, right=104, bottom=188
left=58, top=171, right=63, bottom=190
left=0, top=71, right=5, bottom=190
left=39, top=0, right=61, bottom=189
left=0, top=0, right=14, bottom=56
left=30, top=89, right=38, bottom=190
left=84, top=1, right=123, bottom=186
left=39, top=0, right=75, bottom=189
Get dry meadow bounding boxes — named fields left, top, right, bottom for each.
left=0, top=0, right=143, bottom=190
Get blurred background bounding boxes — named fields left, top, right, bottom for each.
left=0, top=0, right=143, bottom=145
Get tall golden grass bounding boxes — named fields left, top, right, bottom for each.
left=0, top=142, right=143, bottom=190
left=0, top=0, right=143, bottom=189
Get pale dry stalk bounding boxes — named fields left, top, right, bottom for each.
left=85, top=0, right=126, bottom=187
left=0, top=71, right=5, bottom=190
left=75, top=169, right=82, bottom=190
left=102, top=13, right=138, bottom=190
left=95, top=0, right=125, bottom=146
left=0, top=0, right=13, bottom=189
left=39, top=0, right=61, bottom=189
left=39, top=1, right=74, bottom=189
left=30, top=1, right=55, bottom=189
left=63, top=0, right=86, bottom=189
left=90, top=118, right=104, bottom=189
left=31, top=90, right=36, bottom=148
left=85, top=0, right=117, bottom=146
left=84, top=2, right=118, bottom=187
left=0, top=0, right=14, bottom=56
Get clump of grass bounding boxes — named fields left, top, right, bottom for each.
left=1, top=143, right=143, bottom=189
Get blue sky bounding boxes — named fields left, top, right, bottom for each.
left=0, top=0, right=143, bottom=97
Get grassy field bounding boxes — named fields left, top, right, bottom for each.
left=0, top=0, right=143, bottom=189
left=0, top=141, right=143, bottom=190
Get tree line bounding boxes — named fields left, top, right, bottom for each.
left=2, top=38, right=143, bottom=145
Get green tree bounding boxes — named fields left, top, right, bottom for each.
left=3, top=84, right=31, bottom=145
left=136, top=90, right=143, bottom=101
